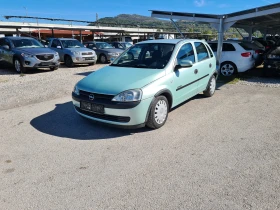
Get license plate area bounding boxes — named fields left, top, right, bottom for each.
left=81, top=101, right=104, bottom=114
left=84, top=57, right=94, bottom=61
left=41, top=62, right=52, bottom=66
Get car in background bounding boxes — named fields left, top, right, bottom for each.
left=48, top=38, right=97, bottom=67
left=72, top=39, right=218, bottom=129
left=208, top=41, right=255, bottom=76
left=110, top=42, right=133, bottom=50
left=253, top=38, right=275, bottom=52
left=84, top=41, right=124, bottom=64
left=263, top=46, right=280, bottom=76
left=0, top=36, right=60, bottom=73
left=238, top=40, right=265, bottom=66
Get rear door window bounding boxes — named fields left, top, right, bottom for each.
left=208, top=43, right=217, bottom=52
left=239, top=43, right=252, bottom=50
left=195, top=42, right=209, bottom=62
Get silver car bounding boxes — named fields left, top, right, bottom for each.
left=48, top=38, right=97, bottom=67
left=84, top=42, right=124, bottom=64
left=0, top=37, right=60, bottom=73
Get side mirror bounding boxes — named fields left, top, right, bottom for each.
left=175, top=59, right=193, bottom=70
left=2, top=45, right=10, bottom=50
left=45, top=45, right=48, bottom=48
left=57, top=46, right=62, bottom=49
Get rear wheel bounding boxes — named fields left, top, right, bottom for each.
left=220, top=62, right=237, bottom=76
left=146, top=96, right=169, bottom=129
left=65, top=55, right=74, bottom=67
left=14, top=58, right=26, bottom=73
left=203, top=75, right=216, bottom=97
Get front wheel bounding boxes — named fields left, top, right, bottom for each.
left=99, top=54, right=107, bottom=64
left=14, top=58, right=26, bottom=73
left=65, top=55, right=74, bottom=67
left=203, top=75, right=216, bottom=97
left=146, top=96, right=169, bottom=129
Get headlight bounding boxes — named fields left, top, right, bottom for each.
left=108, top=52, right=117, bottom=56
left=21, top=53, right=33, bottom=58
left=73, top=85, right=79, bottom=95
left=71, top=51, right=80, bottom=55
left=112, top=89, right=142, bottom=102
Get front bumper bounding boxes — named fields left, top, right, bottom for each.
left=72, top=92, right=152, bottom=127
left=22, top=55, right=60, bottom=68
left=72, top=55, right=97, bottom=64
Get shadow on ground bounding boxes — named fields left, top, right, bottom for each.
left=30, top=101, right=150, bottom=140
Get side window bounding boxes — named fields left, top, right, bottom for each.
left=0, top=39, right=6, bottom=47
left=208, top=43, right=217, bottom=52
left=223, top=43, right=235, bottom=51
left=51, top=39, right=58, bottom=48
left=195, top=42, right=209, bottom=62
left=118, top=44, right=124, bottom=49
left=206, top=45, right=214, bottom=57
left=176, top=43, right=195, bottom=63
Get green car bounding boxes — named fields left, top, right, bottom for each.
left=72, top=39, right=218, bottom=129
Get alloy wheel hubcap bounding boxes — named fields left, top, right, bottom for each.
left=221, top=64, right=234, bottom=76
left=15, top=60, right=21, bottom=72
left=154, top=100, right=168, bottom=124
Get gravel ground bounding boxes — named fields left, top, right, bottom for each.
left=0, top=64, right=280, bottom=111
left=0, top=64, right=107, bottom=111
left=237, top=76, right=280, bottom=88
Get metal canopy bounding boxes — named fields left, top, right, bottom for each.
left=150, top=3, right=280, bottom=71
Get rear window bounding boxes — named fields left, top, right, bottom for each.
left=239, top=43, right=252, bottom=50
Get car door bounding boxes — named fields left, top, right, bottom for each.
left=193, top=42, right=213, bottom=92
left=0, top=38, right=6, bottom=65
left=172, top=42, right=200, bottom=105
left=50, top=39, right=64, bottom=61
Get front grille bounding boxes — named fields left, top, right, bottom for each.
left=82, top=52, right=93, bottom=56
left=75, top=107, right=130, bottom=123
left=36, top=54, right=54, bottom=61
left=79, top=90, right=114, bottom=101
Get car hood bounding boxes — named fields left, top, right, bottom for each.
left=15, top=47, right=56, bottom=54
left=78, top=66, right=165, bottom=95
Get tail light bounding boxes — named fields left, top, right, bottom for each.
left=241, top=52, right=251, bottom=57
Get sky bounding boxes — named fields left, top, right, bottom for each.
left=0, top=0, right=278, bottom=22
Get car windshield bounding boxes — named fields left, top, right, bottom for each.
left=61, top=40, right=84, bottom=48
left=96, top=42, right=114, bottom=49
left=111, top=43, right=175, bottom=69
left=12, top=39, right=44, bottom=48
left=124, top=42, right=133, bottom=48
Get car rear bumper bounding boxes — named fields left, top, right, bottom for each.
left=237, top=60, right=255, bottom=72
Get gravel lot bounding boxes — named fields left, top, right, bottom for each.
left=0, top=64, right=106, bottom=111
left=1, top=84, right=280, bottom=210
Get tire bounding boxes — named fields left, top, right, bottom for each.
left=14, top=58, right=26, bottom=73
left=50, top=66, right=58, bottom=71
left=99, top=54, right=107, bottom=64
left=203, top=75, right=216, bottom=97
left=220, top=61, right=237, bottom=76
left=65, top=55, right=74, bottom=67
left=146, top=96, right=169, bottom=129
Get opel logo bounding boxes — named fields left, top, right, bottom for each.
left=89, top=94, right=94, bottom=100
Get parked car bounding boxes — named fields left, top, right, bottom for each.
left=253, top=38, right=275, bottom=52
left=0, top=36, right=60, bottom=73
left=238, top=40, right=265, bottom=66
left=110, top=42, right=133, bottom=50
left=48, top=38, right=97, bottom=67
left=72, top=39, right=218, bottom=129
left=208, top=41, right=255, bottom=76
left=263, top=46, right=280, bottom=76
left=84, top=41, right=124, bottom=64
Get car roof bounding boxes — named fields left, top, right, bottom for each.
left=135, top=39, right=204, bottom=45
left=49, top=38, right=77, bottom=40
left=4, top=36, right=35, bottom=40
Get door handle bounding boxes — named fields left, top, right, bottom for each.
left=209, top=63, right=212, bottom=68
left=194, top=69, right=198, bottom=74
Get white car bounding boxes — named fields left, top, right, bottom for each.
left=208, top=41, right=255, bottom=76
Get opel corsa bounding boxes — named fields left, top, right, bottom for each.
left=72, top=39, right=218, bottom=129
